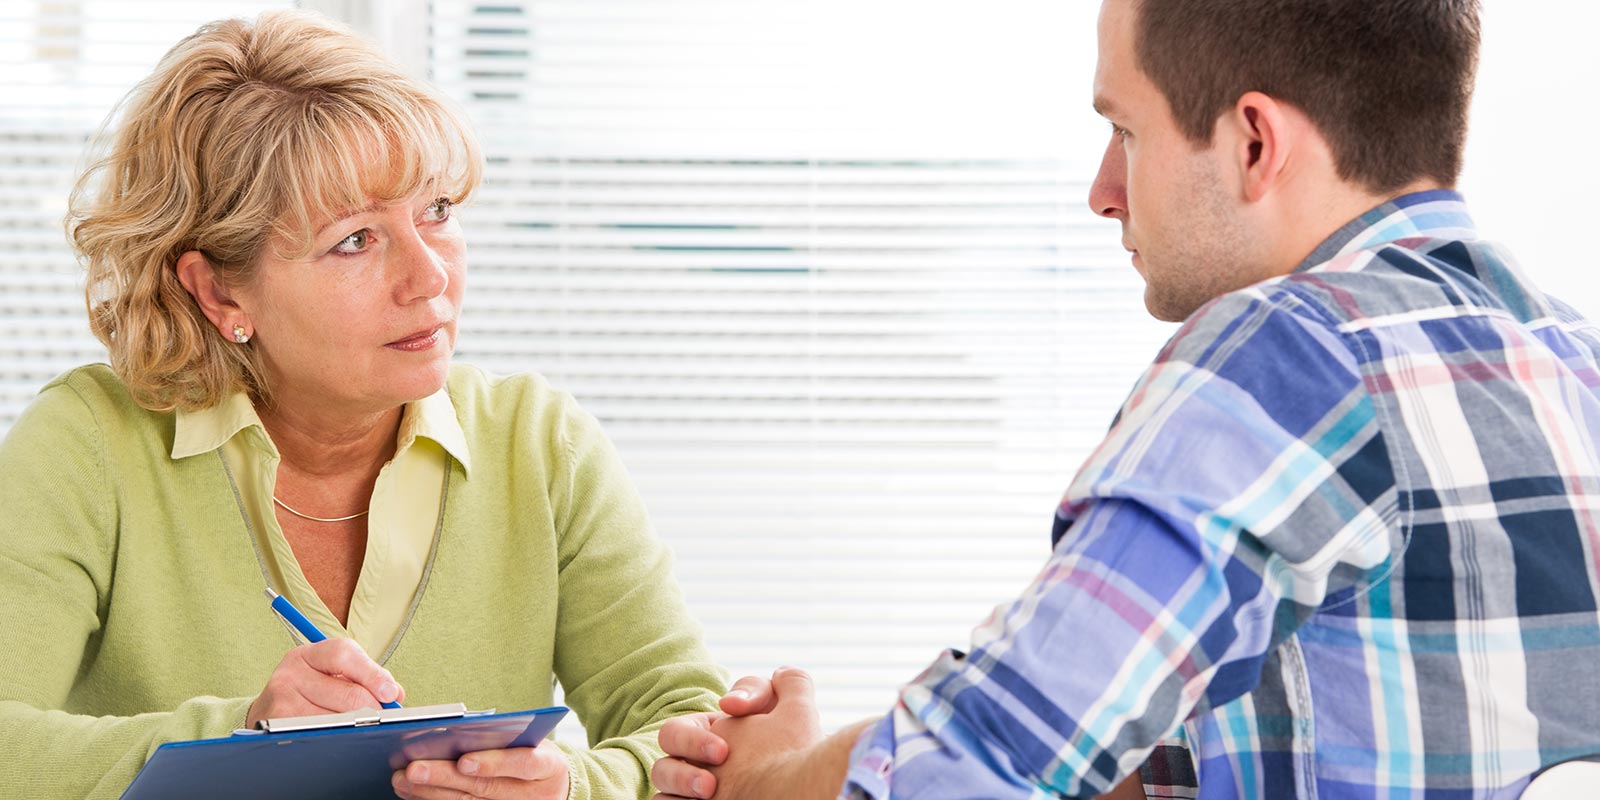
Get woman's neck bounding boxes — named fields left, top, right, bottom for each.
left=256, top=400, right=402, bottom=480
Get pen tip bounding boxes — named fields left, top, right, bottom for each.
left=263, top=587, right=279, bottom=600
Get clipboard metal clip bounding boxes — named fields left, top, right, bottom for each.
left=257, top=702, right=481, bottom=734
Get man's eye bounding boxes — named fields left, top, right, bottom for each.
left=333, top=229, right=370, bottom=254
left=424, top=197, right=454, bottom=222
left=1111, top=124, right=1130, bottom=140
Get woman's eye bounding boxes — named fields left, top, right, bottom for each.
left=333, top=229, right=371, bottom=254
left=423, top=197, right=454, bottom=223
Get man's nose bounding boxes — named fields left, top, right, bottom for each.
left=1088, top=135, right=1127, bottom=221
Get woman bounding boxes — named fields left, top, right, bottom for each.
left=0, top=9, right=723, bottom=800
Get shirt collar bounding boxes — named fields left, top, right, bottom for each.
left=398, top=387, right=473, bottom=474
left=171, top=388, right=472, bottom=475
left=172, top=390, right=267, bottom=460
left=1296, top=189, right=1478, bottom=273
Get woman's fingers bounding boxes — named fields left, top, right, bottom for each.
left=457, top=742, right=566, bottom=782
left=247, top=637, right=401, bottom=727
left=657, top=710, right=730, bottom=765
left=650, top=754, right=717, bottom=800
left=392, top=743, right=570, bottom=800
left=296, top=638, right=402, bottom=704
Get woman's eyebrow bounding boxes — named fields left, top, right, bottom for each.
left=314, top=201, right=383, bottom=237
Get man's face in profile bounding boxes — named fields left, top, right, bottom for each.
left=1088, top=0, right=1251, bottom=323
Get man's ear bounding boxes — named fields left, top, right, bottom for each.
left=175, top=251, right=247, bottom=338
left=1223, top=91, right=1293, bottom=203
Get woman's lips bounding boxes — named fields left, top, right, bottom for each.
left=386, top=326, right=443, bottom=351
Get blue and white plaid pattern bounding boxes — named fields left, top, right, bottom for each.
left=842, top=191, right=1600, bottom=799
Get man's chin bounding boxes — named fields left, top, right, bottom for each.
left=1143, top=287, right=1188, bottom=323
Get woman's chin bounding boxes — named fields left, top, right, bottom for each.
left=383, top=357, right=453, bottom=405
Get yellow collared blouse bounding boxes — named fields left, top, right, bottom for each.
left=171, top=388, right=471, bottom=659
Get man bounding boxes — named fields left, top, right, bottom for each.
left=653, top=0, right=1600, bottom=797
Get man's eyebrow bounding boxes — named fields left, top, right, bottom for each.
left=1092, top=95, right=1117, bottom=118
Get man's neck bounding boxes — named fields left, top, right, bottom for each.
left=1274, top=178, right=1451, bottom=276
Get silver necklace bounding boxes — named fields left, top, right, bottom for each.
left=272, top=495, right=370, bottom=523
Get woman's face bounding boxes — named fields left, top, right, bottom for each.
left=238, top=191, right=466, bottom=417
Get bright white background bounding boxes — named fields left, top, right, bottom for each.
left=1, top=1, right=1595, bottom=743
left=1461, top=2, right=1600, bottom=316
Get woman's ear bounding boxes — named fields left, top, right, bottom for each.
left=175, top=251, right=249, bottom=340
left=1224, top=91, right=1293, bottom=203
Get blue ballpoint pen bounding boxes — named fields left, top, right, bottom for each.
left=263, top=586, right=402, bottom=709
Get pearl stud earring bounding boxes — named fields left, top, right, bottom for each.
left=233, top=324, right=250, bottom=344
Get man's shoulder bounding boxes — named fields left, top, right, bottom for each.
left=1166, top=234, right=1564, bottom=368
left=1286, top=234, right=1563, bottom=330
left=1159, top=280, right=1349, bottom=375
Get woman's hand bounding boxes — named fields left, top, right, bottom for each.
left=244, top=638, right=404, bottom=729
left=392, top=740, right=570, bottom=800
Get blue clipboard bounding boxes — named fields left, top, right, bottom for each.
left=118, top=703, right=569, bottom=800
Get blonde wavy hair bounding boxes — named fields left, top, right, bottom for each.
left=68, top=9, right=482, bottom=412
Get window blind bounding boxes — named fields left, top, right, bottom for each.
left=5, top=0, right=1598, bottom=766
left=0, top=0, right=290, bottom=424
left=0, top=0, right=1179, bottom=742
left=428, top=0, right=1177, bottom=732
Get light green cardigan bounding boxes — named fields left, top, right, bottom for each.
left=0, top=363, right=725, bottom=799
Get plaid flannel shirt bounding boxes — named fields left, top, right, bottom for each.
left=842, top=191, right=1600, bottom=799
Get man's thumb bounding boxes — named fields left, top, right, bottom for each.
left=770, top=665, right=816, bottom=707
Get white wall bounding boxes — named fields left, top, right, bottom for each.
left=1460, top=2, right=1600, bottom=318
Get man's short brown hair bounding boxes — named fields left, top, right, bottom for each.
left=1134, top=0, right=1481, bottom=194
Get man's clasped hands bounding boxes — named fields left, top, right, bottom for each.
left=649, top=667, right=876, bottom=800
